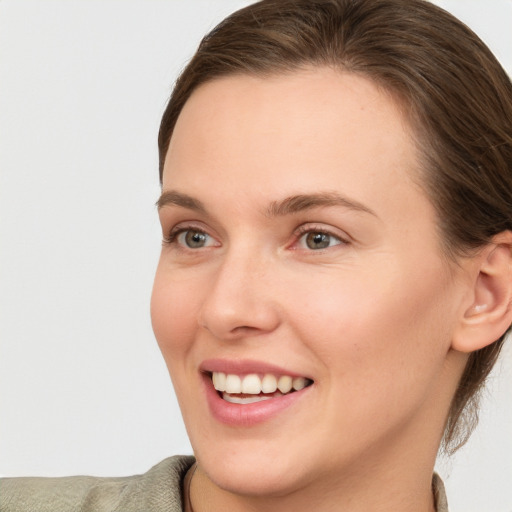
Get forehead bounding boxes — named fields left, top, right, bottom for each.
left=163, top=68, right=423, bottom=216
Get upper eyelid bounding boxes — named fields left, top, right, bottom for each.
left=157, top=206, right=218, bottom=234
left=293, top=223, right=350, bottom=241
left=164, top=223, right=221, bottom=249
left=159, top=211, right=221, bottom=236
left=169, top=222, right=208, bottom=234
left=167, top=224, right=209, bottom=240
left=164, top=218, right=210, bottom=233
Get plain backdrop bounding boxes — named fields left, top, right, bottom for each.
left=0, top=1, right=511, bottom=511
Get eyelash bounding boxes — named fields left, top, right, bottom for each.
left=162, top=224, right=348, bottom=251
left=292, top=224, right=347, bottom=250
left=162, top=224, right=210, bottom=246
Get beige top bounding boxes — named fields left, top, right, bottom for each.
left=0, top=456, right=449, bottom=511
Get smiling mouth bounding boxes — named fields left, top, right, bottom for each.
left=210, top=372, right=314, bottom=404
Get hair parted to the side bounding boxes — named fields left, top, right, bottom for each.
left=158, top=0, right=512, bottom=453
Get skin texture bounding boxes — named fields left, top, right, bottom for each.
left=151, top=69, right=478, bottom=512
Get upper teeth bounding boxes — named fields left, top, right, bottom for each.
left=212, top=372, right=309, bottom=394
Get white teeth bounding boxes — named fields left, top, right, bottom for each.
left=261, top=374, right=277, bottom=393
left=212, top=372, right=226, bottom=392
left=225, top=374, right=242, bottom=393
left=242, top=374, right=261, bottom=394
left=223, top=393, right=274, bottom=404
left=277, top=375, right=293, bottom=393
left=211, top=371, right=311, bottom=397
left=292, top=377, right=307, bottom=391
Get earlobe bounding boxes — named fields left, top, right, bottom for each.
left=452, top=231, right=512, bottom=353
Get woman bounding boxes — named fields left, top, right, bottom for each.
left=2, top=0, right=511, bottom=511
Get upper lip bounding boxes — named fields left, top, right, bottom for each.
left=200, top=358, right=312, bottom=379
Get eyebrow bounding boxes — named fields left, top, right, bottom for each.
left=156, top=190, right=207, bottom=213
left=156, top=189, right=377, bottom=218
left=266, top=192, right=377, bottom=218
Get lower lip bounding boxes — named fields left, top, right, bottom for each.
left=202, top=373, right=312, bottom=426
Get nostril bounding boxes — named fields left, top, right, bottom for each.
left=197, top=272, right=281, bottom=340
left=231, top=325, right=258, bottom=334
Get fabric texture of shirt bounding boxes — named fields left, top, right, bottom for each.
left=0, top=455, right=449, bottom=511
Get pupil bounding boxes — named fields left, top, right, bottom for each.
left=307, top=232, right=330, bottom=249
left=186, top=230, right=206, bottom=247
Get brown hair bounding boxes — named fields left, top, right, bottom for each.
left=158, top=0, right=512, bottom=452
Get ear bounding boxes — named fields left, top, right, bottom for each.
left=452, top=231, right=512, bottom=353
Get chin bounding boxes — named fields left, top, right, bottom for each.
left=193, top=439, right=317, bottom=497
left=205, top=460, right=308, bottom=497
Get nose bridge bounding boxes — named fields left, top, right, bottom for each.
left=198, top=240, right=279, bottom=339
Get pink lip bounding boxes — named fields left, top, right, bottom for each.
left=199, top=359, right=314, bottom=427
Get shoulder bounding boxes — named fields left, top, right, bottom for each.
left=433, top=472, right=449, bottom=512
left=0, top=455, right=195, bottom=512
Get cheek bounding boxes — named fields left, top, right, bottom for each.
left=285, top=261, right=455, bottom=394
left=150, top=262, right=208, bottom=425
left=150, top=263, right=201, bottom=360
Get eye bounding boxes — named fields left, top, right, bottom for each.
left=164, top=227, right=218, bottom=249
left=296, top=229, right=345, bottom=250
left=177, top=229, right=215, bottom=249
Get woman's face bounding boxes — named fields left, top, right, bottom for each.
left=152, top=69, right=470, bottom=496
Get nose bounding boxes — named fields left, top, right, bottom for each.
left=198, top=248, right=281, bottom=341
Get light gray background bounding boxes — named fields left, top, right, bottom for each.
left=0, top=1, right=511, bottom=511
